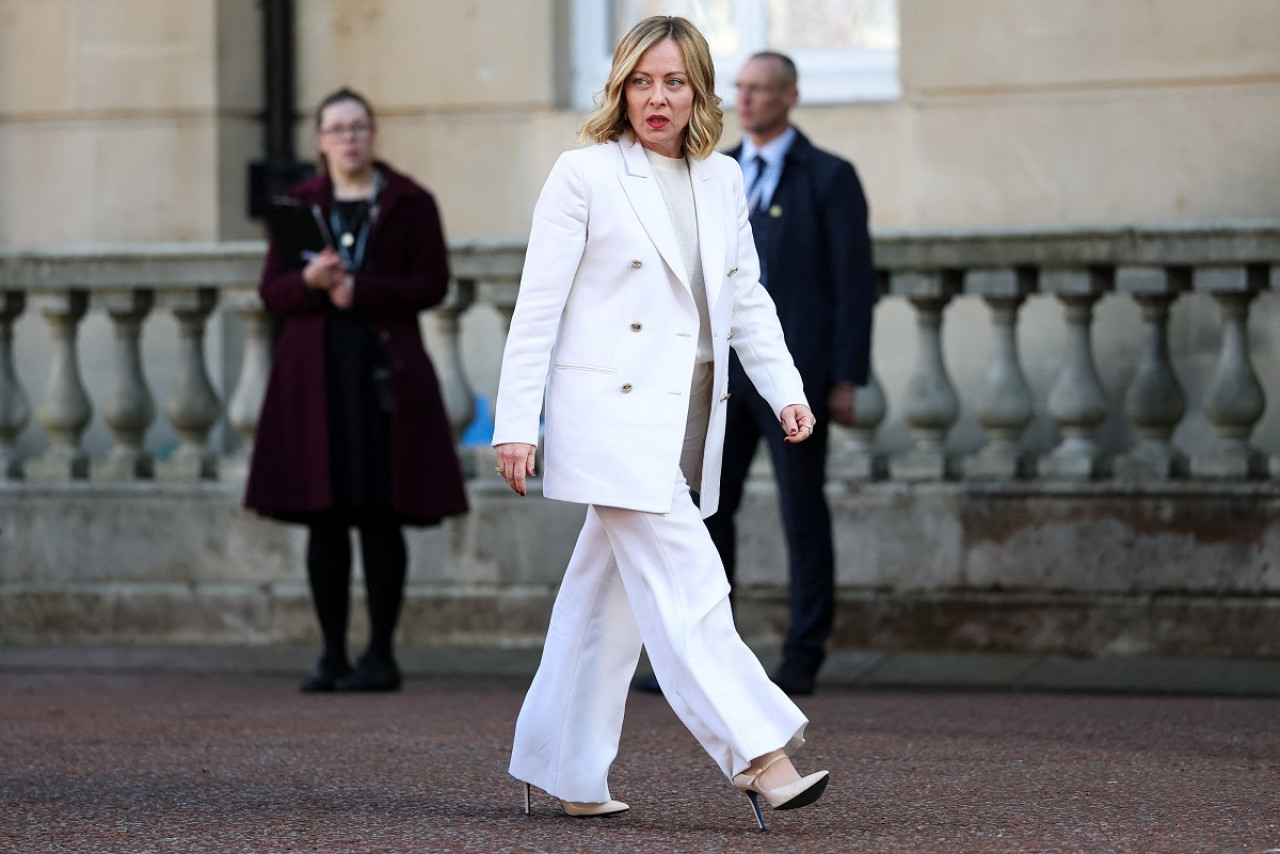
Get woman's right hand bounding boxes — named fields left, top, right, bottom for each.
left=302, top=248, right=345, bottom=290
left=494, top=443, right=538, bottom=496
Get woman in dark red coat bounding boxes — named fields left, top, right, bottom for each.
left=245, top=88, right=468, bottom=692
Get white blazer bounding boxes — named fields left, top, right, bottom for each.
left=493, top=135, right=807, bottom=517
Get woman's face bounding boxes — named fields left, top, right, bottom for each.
left=625, top=38, right=694, bottom=159
left=316, top=99, right=376, bottom=178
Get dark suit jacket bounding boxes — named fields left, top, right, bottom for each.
left=244, top=162, right=468, bottom=525
left=726, top=130, right=877, bottom=404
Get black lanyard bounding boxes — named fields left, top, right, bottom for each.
left=330, top=171, right=383, bottom=272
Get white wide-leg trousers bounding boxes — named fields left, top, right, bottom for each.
left=508, top=476, right=808, bottom=803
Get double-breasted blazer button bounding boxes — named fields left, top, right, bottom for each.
left=728, top=267, right=739, bottom=277
left=621, top=383, right=633, bottom=393
left=630, top=321, right=642, bottom=332
left=631, top=259, right=643, bottom=269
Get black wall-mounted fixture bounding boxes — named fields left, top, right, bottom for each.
left=247, top=0, right=314, bottom=218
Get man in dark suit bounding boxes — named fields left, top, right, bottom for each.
left=711, top=51, right=877, bottom=695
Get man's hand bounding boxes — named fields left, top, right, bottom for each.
left=827, top=383, right=857, bottom=428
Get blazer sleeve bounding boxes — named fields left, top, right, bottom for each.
left=491, top=151, right=590, bottom=447
left=725, top=163, right=809, bottom=416
left=823, top=159, right=877, bottom=387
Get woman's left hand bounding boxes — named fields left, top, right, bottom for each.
left=780, top=404, right=817, bottom=444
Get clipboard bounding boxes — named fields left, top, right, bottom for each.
left=265, top=197, right=335, bottom=262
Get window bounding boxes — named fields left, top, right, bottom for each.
left=568, top=0, right=899, bottom=110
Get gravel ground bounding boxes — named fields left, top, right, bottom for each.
left=2, top=667, right=1278, bottom=853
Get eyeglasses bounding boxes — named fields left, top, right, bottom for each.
left=319, top=122, right=373, bottom=139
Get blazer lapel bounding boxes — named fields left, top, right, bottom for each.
left=618, top=137, right=691, bottom=292
left=689, top=156, right=725, bottom=309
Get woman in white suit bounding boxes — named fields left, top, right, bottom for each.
left=493, top=16, right=829, bottom=831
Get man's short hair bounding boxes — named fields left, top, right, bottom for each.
left=749, top=51, right=798, bottom=88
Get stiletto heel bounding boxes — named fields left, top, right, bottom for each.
left=743, top=789, right=767, bottom=831
left=732, top=754, right=830, bottom=832
left=520, top=782, right=629, bottom=818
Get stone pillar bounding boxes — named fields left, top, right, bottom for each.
left=27, top=291, right=92, bottom=480
left=158, top=288, right=223, bottom=480
left=1114, top=267, right=1189, bottom=480
left=1189, top=265, right=1268, bottom=479
left=95, top=290, right=156, bottom=479
left=840, top=365, right=888, bottom=481
left=433, top=279, right=477, bottom=440
left=888, top=271, right=961, bottom=481
left=963, top=268, right=1036, bottom=480
left=1273, top=263, right=1280, bottom=481
left=0, top=291, right=31, bottom=479
left=1039, top=268, right=1112, bottom=480
left=480, top=279, right=520, bottom=333
left=224, top=291, right=273, bottom=476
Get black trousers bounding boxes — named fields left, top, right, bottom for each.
left=704, top=383, right=834, bottom=673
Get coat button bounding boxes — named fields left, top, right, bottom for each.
left=621, top=383, right=633, bottom=393
left=720, top=392, right=731, bottom=401
left=631, top=259, right=643, bottom=269
left=728, top=267, right=738, bottom=276
left=726, top=330, right=735, bottom=340
left=630, top=321, right=642, bottom=332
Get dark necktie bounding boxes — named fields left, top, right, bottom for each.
left=746, top=155, right=768, bottom=213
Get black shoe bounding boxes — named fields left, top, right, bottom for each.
left=770, top=661, right=817, bottom=696
left=300, top=659, right=352, bottom=693
left=336, top=654, right=402, bottom=692
left=630, top=673, right=662, bottom=694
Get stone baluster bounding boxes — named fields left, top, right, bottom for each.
left=434, top=279, right=477, bottom=440
left=1189, top=265, right=1268, bottom=479
left=888, top=271, right=961, bottom=481
left=95, top=290, right=156, bottom=479
left=1113, top=267, right=1190, bottom=480
left=158, top=288, right=223, bottom=480
left=0, top=291, right=31, bottom=479
left=224, top=290, right=273, bottom=475
left=27, top=291, right=92, bottom=480
left=1039, top=268, right=1113, bottom=479
left=841, top=365, right=888, bottom=481
left=963, top=268, right=1036, bottom=480
left=1274, top=263, right=1280, bottom=481
left=479, top=279, right=521, bottom=333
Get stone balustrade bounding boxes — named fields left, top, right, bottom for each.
left=1, top=225, right=1277, bottom=484
left=2, top=225, right=1279, bottom=660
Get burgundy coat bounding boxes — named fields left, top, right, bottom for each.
left=244, top=163, right=469, bottom=525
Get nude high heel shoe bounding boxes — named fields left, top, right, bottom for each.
left=731, top=755, right=829, bottom=831
left=522, top=783, right=629, bottom=818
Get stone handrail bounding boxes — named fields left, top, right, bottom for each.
left=1, top=223, right=1277, bottom=484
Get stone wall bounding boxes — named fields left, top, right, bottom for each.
left=2, top=0, right=1278, bottom=247
left=3, top=479, right=1278, bottom=660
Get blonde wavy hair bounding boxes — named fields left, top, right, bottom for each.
left=578, top=16, right=723, bottom=160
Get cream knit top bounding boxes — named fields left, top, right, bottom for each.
left=645, top=148, right=713, bottom=364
